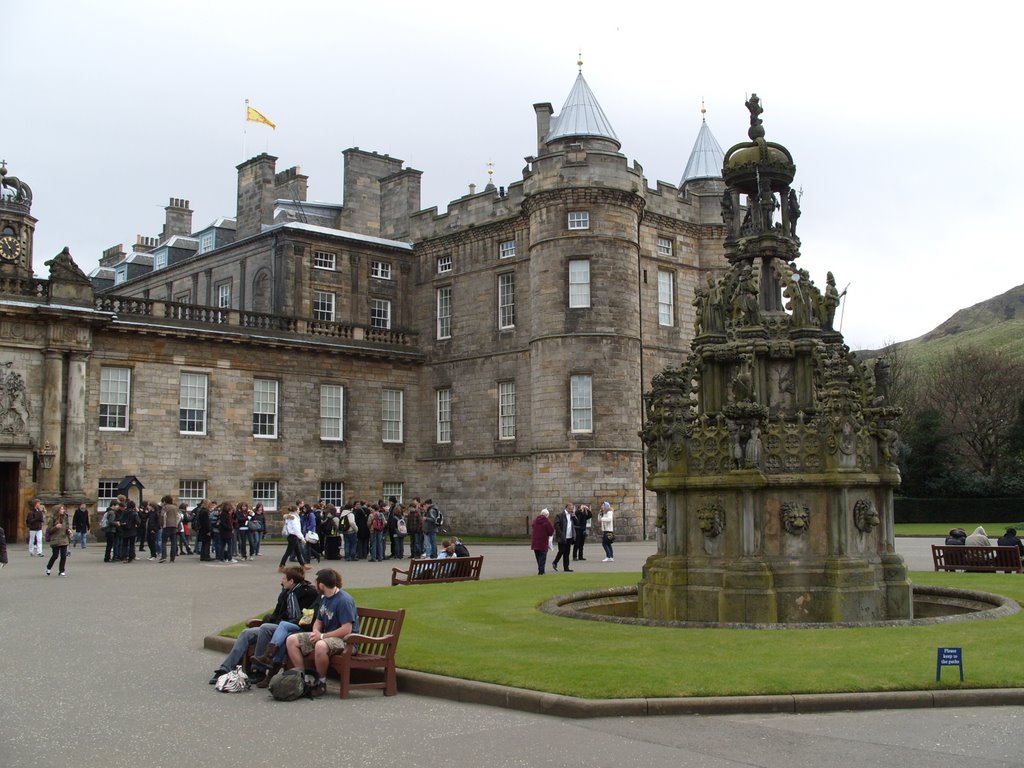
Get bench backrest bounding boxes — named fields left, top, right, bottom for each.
left=355, top=607, right=405, bottom=655
left=932, top=544, right=1022, bottom=571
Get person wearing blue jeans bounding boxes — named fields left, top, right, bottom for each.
left=208, top=566, right=317, bottom=685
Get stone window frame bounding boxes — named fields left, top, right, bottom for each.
left=436, top=387, right=452, bottom=444
left=252, top=480, right=278, bottom=512
left=382, top=388, right=404, bottom=443
left=570, top=373, right=593, bottom=433
left=568, top=259, right=591, bottom=308
left=498, top=239, right=516, bottom=259
left=319, top=481, right=344, bottom=508
left=313, top=290, right=336, bottom=322
left=216, top=281, right=232, bottom=309
left=313, top=250, right=337, bottom=271
left=437, top=254, right=452, bottom=274
left=179, top=371, right=208, bottom=436
left=178, top=480, right=207, bottom=510
left=383, top=482, right=403, bottom=503
left=498, top=380, right=516, bottom=440
left=657, top=269, right=675, bottom=327
left=657, top=236, right=673, bottom=257
left=99, top=366, right=131, bottom=431
left=252, top=378, right=279, bottom=439
left=567, top=211, right=590, bottom=230
left=371, top=260, right=392, bottom=280
left=436, top=286, right=452, bottom=340
left=497, top=272, right=515, bottom=329
left=320, top=384, right=344, bottom=442
left=98, top=480, right=120, bottom=510
left=371, top=298, right=391, bottom=329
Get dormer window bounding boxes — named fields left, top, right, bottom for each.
left=199, top=232, right=214, bottom=254
left=114, top=266, right=128, bottom=285
left=153, top=252, right=168, bottom=270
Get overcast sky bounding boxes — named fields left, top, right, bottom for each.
left=6, top=0, right=1020, bottom=350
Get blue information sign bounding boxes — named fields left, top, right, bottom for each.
left=936, top=647, right=963, bottom=682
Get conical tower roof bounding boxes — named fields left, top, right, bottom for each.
left=545, top=72, right=620, bottom=147
left=680, top=114, right=724, bottom=185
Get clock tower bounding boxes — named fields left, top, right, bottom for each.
left=0, top=161, right=36, bottom=277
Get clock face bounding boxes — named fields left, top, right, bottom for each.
left=0, top=235, right=20, bottom=262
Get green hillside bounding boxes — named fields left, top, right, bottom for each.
left=861, top=284, right=1024, bottom=366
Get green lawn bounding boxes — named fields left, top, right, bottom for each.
left=224, top=571, right=1024, bottom=699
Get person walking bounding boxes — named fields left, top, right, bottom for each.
left=279, top=507, right=308, bottom=571
left=45, top=505, right=71, bottom=576
left=71, top=503, right=90, bottom=549
left=598, top=501, right=615, bottom=562
left=531, top=508, right=555, bottom=575
left=552, top=503, right=576, bottom=572
left=26, top=499, right=45, bottom=556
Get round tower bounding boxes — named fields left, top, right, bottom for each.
left=522, top=68, right=647, bottom=530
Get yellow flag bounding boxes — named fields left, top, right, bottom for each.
left=246, top=105, right=276, bottom=130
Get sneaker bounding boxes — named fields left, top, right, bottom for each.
left=229, top=559, right=239, bottom=564
left=59, top=572, right=66, bottom=577
left=602, top=557, right=611, bottom=562
left=209, top=669, right=225, bottom=685
left=158, top=559, right=166, bottom=563
left=309, top=681, right=327, bottom=698
left=45, top=569, right=51, bottom=576
left=608, top=558, right=614, bottom=562
left=148, top=557, right=156, bottom=561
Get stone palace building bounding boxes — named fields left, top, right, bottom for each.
left=0, top=70, right=729, bottom=540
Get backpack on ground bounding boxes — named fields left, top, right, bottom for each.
left=215, top=665, right=250, bottom=693
left=268, top=668, right=311, bottom=701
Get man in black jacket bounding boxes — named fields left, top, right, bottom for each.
left=71, top=503, right=90, bottom=549
left=208, top=567, right=319, bottom=686
left=195, top=500, right=214, bottom=561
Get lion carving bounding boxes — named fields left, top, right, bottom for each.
left=696, top=504, right=725, bottom=538
left=780, top=501, right=810, bottom=536
left=853, top=498, right=880, bottom=533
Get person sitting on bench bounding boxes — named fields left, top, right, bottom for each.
left=283, top=568, right=359, bottom=697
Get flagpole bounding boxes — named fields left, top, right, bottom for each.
left=242, top=99, right=248, bottom=161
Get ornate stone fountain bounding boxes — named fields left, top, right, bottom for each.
left=638, top=96, right=910, bottom=624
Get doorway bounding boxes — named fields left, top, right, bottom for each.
left=0, top=462, right=21, bottom=542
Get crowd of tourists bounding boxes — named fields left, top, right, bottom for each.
left=83, top=493, right=449, bottom=568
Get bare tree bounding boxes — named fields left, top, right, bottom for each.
left=919, top=346, right=1024, bottom=476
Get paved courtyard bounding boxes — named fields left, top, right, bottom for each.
left=2, top=537, right=1022, bottom=768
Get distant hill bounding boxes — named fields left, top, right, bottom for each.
left=859, top=284, right=1024, bottom=366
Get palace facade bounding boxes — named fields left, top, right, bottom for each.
left=0, top=71, right=728, bottom=539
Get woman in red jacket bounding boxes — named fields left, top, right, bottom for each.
left=531, top=508, right=555, bottom=576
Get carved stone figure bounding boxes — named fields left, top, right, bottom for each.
left=853, top=499, right=880, bottom=533
left=744, top=423, right=763, bottom=468
left=745, top=93, right=764, bottom=140
left=720, top=190, right=734, bottom=228
left=733, top=264, right=760, bottom=326
left=780, top=501, right=810, bottom=536
left=822, top=271, right=840, bottom=331
left=697, top=504, right=725, bottom=538
left=788, top=188, right=801, bottom=236
left=702, top=275, right=724, bottom=333
left=0, top=362, right=30, bottom=434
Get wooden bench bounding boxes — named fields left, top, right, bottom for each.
left=931, top=545, right=1023, bottom=573
left=265, top=606, right=405, bottom=697
left=330, top=606, right=405, bottom=698
left=391, top=555, right=483, bottom=585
